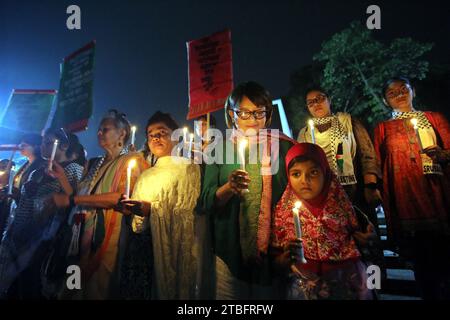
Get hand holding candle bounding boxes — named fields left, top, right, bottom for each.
left=49, top=139, right=59, bottom=171
left=292, top=201, right=307, bottom=264
left=410, top=118, right=423, bottom=152
left=308, top=120, right=316, bottom=144
left=126, top=159, right=136, bottom=199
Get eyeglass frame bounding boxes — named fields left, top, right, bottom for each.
left=230, top=108, right=269, bottom=120
left=306, top=94, right=328, bottom=108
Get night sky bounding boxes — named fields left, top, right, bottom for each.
left=0, top=0, right=449, bottom=157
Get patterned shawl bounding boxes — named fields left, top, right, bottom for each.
left=230, top=129, right=296, bottom=263
left=272, top=143, right=360, bottom=261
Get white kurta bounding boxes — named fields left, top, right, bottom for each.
left=131, top=156, right=201, bottom=299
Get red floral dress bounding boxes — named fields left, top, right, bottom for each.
left=272, top=182, right=360, bottom=262
left=271, top=177, right=373, bottom=300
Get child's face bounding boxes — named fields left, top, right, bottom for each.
left=289, top=160, right=325, bottom=200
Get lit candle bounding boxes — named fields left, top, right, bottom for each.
left=131, top=126, right=137, bottom=146
left=49, top=139, right=59, bottom=171
left=126, top=159, right=136, bottom=198
left=410, top=118, right=423, bottom=152
left=183, top=127, right=188, bottom=144
left=188, top=133, right=194, bottom=156
left=308, top=120, right=316, bottom=144
left=206, top=113, right=211, bottom=143
left=239, top=138, right=248, bottom=171
left=292, top=201, right=307, bottom=264
left=238, top=138, right=249, bottom=193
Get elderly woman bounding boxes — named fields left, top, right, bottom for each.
left=52, top=109, right=149, bottom=300
left=0, top=128, right=85, bottom=299
left=200, top=81, right=296, bottom=299
left=374, top=77, right=450, bottom=300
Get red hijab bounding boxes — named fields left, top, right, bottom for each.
left=285, top=143, right=333, bottom=216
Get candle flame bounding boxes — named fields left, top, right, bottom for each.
left=183, top=127, right=188, bottom=133
left=190, top=133, right=194, bottom=139
left=410, top=118, right=418, bottom=127
left=131, top=126, right=137, bottom=132
left=0, top=171, right=5, bottom=176
left=308, top=119, right=314, bottom=127
left=128, top=159, right=137, bottom=169
left=54, top=139, right=59, bottom=145
left=294, top=201, right=302, bottom=210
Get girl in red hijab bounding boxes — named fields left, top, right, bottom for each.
left=271, top=143, right=375, bottom=300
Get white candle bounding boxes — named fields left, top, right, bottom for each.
left=238, top=138, right=249, bottom=193
left=49, top=139, right=59, bottom=171
left=308, top=120, right=316, bottom=144
left=183, top=127, right=188, bottom=144
left=188, top=133, right=194, bottom=156
left=292, top=201, right=307, bottom=264
left=131, top=126, right=137, bottom=146
left=126, top=159, right=136, bottom=198
left=239, top=139, right=248, bottom=171
left=410, top=118, right=423, bottom=152
left=206, top=113, right=211, bottom=143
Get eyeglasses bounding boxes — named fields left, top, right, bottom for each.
left=306, top=94, right=327, bottom=108
left=232, top=109, right=268, bottom=120
left=386, top=85, right=411, bottom=100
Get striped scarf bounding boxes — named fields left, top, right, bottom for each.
left=391, top=111, right=432, bottom=130
left=311, top=115, right=347, bottom=173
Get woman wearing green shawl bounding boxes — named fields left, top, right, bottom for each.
left=201, top=82, right=296, bottom=299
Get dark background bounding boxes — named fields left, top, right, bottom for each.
left=1, top=0, right=449, bottom=157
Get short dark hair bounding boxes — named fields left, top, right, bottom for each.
left=43, top=128, right=86, bottom=165
left=143, top=111, right=180, bottom=160
left=19, top=133, right=42, bottom=158
left=382, top=77, right=412, bottom=99
left=66, top=132, right=87, bottom=166
left=101, top=109, right=131, bottom=144
left=288, top=155, right=319, bottom=171
left=225, top=81, right=273, bottom=128
left=146, top=111, right=180, bottom=132
left=304, top=86, right=329, bottom=102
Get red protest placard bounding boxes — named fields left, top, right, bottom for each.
left=186, top=29, right=233, bottom=120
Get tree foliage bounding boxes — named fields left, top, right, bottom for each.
left=314, top=21, right=433, bottom=124
left=287, top=21, right=434, bottom=129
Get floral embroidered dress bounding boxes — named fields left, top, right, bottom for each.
left=271, top=143, right=373, bottom=300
